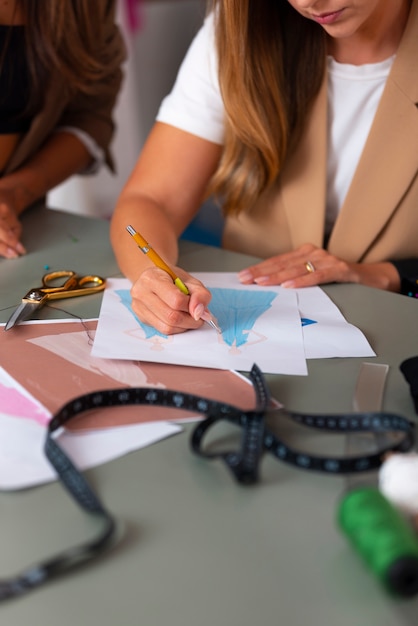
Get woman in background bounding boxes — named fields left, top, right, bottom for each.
left=111, top=0, right=418, bottom=334
left=0, top=0, right=125, bottom=259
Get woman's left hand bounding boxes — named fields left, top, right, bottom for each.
left=238, top=243, right=401, bottom=292
left=0, top=191, right=26, bottom=259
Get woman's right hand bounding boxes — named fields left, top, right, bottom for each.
left=130, top=266, right=214, bottom=335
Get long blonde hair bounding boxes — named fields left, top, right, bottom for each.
left=207, top=0, right=327, bottom=215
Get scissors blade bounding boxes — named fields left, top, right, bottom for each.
left=4, top=302, right=41, bottom=331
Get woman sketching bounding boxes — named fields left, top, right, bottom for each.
left=0, top=0, right=125, bottom=259
left=111, top=0, right=418, bottom=334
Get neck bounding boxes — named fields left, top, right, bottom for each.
left=328, top=0, right=412, bottom=64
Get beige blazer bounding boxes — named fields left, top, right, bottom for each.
left=223, top=0, right=418, bottom=264
left=4, top=0, right=125, bottom=176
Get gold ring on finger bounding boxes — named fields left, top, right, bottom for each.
left=304, top=260, right=316, bottom=273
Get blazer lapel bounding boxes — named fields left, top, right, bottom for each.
left=279, top=70, right=328, bottom=249
left=328, top=0, right=418, bottom=262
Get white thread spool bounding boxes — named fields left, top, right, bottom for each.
left=378, top=452, right=418, bottom=516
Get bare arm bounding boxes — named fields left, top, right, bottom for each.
left=110, top=122, right=222, bottom=334
left=0, top=131, right=91, bottom=258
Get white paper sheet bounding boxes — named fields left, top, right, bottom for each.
left=295, top=287, right=376, bottom=358
left=0, top=409, right=181, bottom=490
left=0, top=363, right=181, bottom=490
left=92, top=275, right=375, bottom=373
left=92, top=276, right=307, bottom=375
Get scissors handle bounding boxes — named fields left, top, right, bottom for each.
left=56, top=274, right=106, bottom=298
left=22, top=271, right=106, bottom=303
left=41, top=270, right=79, bottom=294
left=42, top=271, right=106, bottom=300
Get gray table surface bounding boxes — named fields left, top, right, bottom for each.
left=1, top=205, right=418, bottom=625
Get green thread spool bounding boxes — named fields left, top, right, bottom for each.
left=338, top=486, right=418, bottom=597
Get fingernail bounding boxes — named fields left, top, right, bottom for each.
left=254, top=276, right=270, bottom=285
left=6, top=247, right=19, bottom=259
left=16, top=242, right=26, bottom=254
left=281, top=280, right=295, bottom=288
left=193, top=303, right=205, bottom=321
left=238, top=269, right=253, bottom=283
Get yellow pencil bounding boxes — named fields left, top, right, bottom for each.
left=126, top=224, right=189, bottom=294
left=126, top=225, right=221, bottom=333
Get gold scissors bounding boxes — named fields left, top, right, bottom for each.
left=4, top=270, right=106, bottom=331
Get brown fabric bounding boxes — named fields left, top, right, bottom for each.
left=223, top=0, right=418, bottom=264
left=3, top=0, right=126, bottom=175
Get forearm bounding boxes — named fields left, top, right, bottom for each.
left=110, top=192, right=181, bottom=284
left=0, top=132, right=92, bottom=215
left=348, top=261, right=401, bottom=292
left=110, top=123, right=222, bottom=284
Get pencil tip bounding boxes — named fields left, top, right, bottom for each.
left=208, top=318, right=222, bottom=333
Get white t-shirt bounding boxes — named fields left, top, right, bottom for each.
left=157, top=14, right=393, bottom=233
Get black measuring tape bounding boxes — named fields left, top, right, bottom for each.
left=0, top=364, right=415, bottom=601
left=0, top=422, right=118, bottom=601
left=191, top=363, right=415, bottom=482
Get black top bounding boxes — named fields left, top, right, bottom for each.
left=391, top=259, right=418, bottom=298
left=0, top=24, right=32, bottom=134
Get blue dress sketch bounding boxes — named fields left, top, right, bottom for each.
left=115, top=290, right=168, bottom=339
left=209, top=288, right=277, bottom=347
left=116, top=287, right=277, bottom=347
left=116, top=287, right=316, bottom=349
